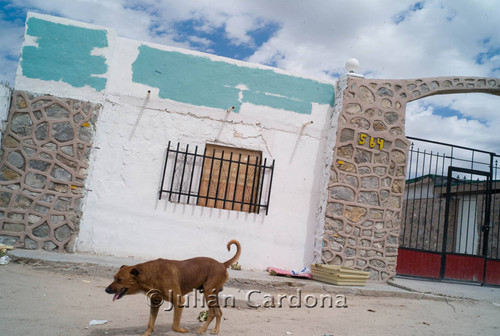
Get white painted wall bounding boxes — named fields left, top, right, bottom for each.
left=77, top=96, right=331, bottom=269
left=75, top=37, right=335, bottom=270
left=14, top=13, right=339, bottom=271
left=77, top=99, right=334, bottom=270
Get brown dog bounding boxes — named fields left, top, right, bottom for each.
left=105, top=239, right=241, bottom=335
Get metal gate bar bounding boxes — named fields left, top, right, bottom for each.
left=398, top=136, right=500, bottom=286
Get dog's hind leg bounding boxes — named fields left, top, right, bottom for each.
left=209, top=305, right=223, bottom=335
left=197, top=287, right=223, bottom=335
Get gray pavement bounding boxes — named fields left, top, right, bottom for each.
left=7, top=249, right=500, bottom=305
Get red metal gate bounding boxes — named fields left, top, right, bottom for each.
left=397, top=137, right=500, bottom=286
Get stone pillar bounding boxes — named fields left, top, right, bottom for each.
left=321, top=76, right=406, bottom=281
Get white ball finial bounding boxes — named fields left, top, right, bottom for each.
left=345, top=58, right=360, bottom=73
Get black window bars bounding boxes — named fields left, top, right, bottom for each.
left=159, top=141, right=275, bottom=215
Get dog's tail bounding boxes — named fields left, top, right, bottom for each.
left=223, top=240, right=241, bottom=268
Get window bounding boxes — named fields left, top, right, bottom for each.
left=159, top=142, right=274, bottom=214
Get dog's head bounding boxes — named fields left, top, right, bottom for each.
left=105, top=265, right=143, bottom=301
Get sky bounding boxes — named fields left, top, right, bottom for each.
left=1, top=0, right=499, bottom=158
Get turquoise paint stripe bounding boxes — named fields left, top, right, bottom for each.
left=132, top=45, right=334, bottom=114
left=21, top=17, right=108, bottom=91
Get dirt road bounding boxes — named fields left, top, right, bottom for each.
left=0, top=261, right=499, bottom=336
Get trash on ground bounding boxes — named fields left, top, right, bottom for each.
left=89, top=320, right=108, bottom=326
left=267, top=267, right=312, bottom=279
left=0, top=255, right=11, bottom=265
left=0, top=243, right=14, bottom=256
left=198, top=310, right=208, bottom=322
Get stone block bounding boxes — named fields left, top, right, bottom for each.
left=16, top=95, right=27, bottom=109
left=337, top=145, right=354, bottom=159
left=1, top=166, right=21, bottom=181
left=381, top=98, right=392, bottom=108
left=55, top=224, right=72, bottom=242
left=377, top=87, right=393, bottom=97
left=40, top=194, right=55, bottom=203
left=34, top=204, right=50, bottom=214
left=28, top=214, right=42, bottom=224
left=345, top=103, right=361, bottom=114
left=28, top=159, right=49, bottom=171
left=373, top=120, right=387, bottom=131
left=325, top=202, right=343, bottom=218
left=24, top=237, right=38, bottom=249
left=55, top=197, right=71, bottom=211
left=3, top=222, right=25, bottom=232
left=358, top=191, right=379, bottom=206
left=344, top=205, right=367, bottom=223
left=51, top=165, right=72, bottom=182
left=374, top=166, right=386, bottom=176
left=36, top=122, right=48, bottom=140
left=344, top=175, right=358, bottom=188
left=53, top=122, right=74, bottom=142
left=361, top=176, right=379, bottom=189
left=7, top=151, right=25, bottom=169
left=330, top=186, right=355, bottom=202
left=0, top=235, right=19, bottom=245
left=50, top=215, right=65, bottom=224
left=0, top=191, right=12, bottom=207
left=358, top=86, right=375, bottom=103
left=33, top=223, right=50, bottom=238
left=4, top=135, right=20, bottom=148
left=337, top=160, right=356, bottom=173
left=324, top=217, right=343, bottom=231
left=350, top=117, right=370, bottom=130
left=354, top=149, right=372, bottom=164
left=391, top=179, right=404, bottom=193
left=340, top=128, right=354, bottom=142
left=78, top=125, right=92, bottom=142
left=391, top=149, right=406, bottom=164
left=13, top=194, right=33, bottom=209
left=25, top=172, right=47, bottom=189
left=46, top=103, right=70, bottom=119
left=43, top=241, right=57, bottom=251
left=10, top=113, right=33, bottom=136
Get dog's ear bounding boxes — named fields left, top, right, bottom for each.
left=120, top=265, right=127, bottom=269
left=130, top=268, right=140, bottom=277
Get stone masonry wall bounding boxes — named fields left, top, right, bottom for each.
left=322, top=76, right=500, bottom=281
left=0, top=91, right=99, bottom=251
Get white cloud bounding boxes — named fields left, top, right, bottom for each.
left=406, top=95, right=500, bottom=154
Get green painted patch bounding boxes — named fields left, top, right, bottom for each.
left=132, top=45, right=334, bottom=114
left=21, top=17, right=108, bottom=91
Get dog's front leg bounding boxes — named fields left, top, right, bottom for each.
left=141, top=305, right=160, bottom=336
left=172, top=294, right=189, bottom=333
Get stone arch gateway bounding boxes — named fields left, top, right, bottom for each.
left=321, top=76, right=500, bottom=281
